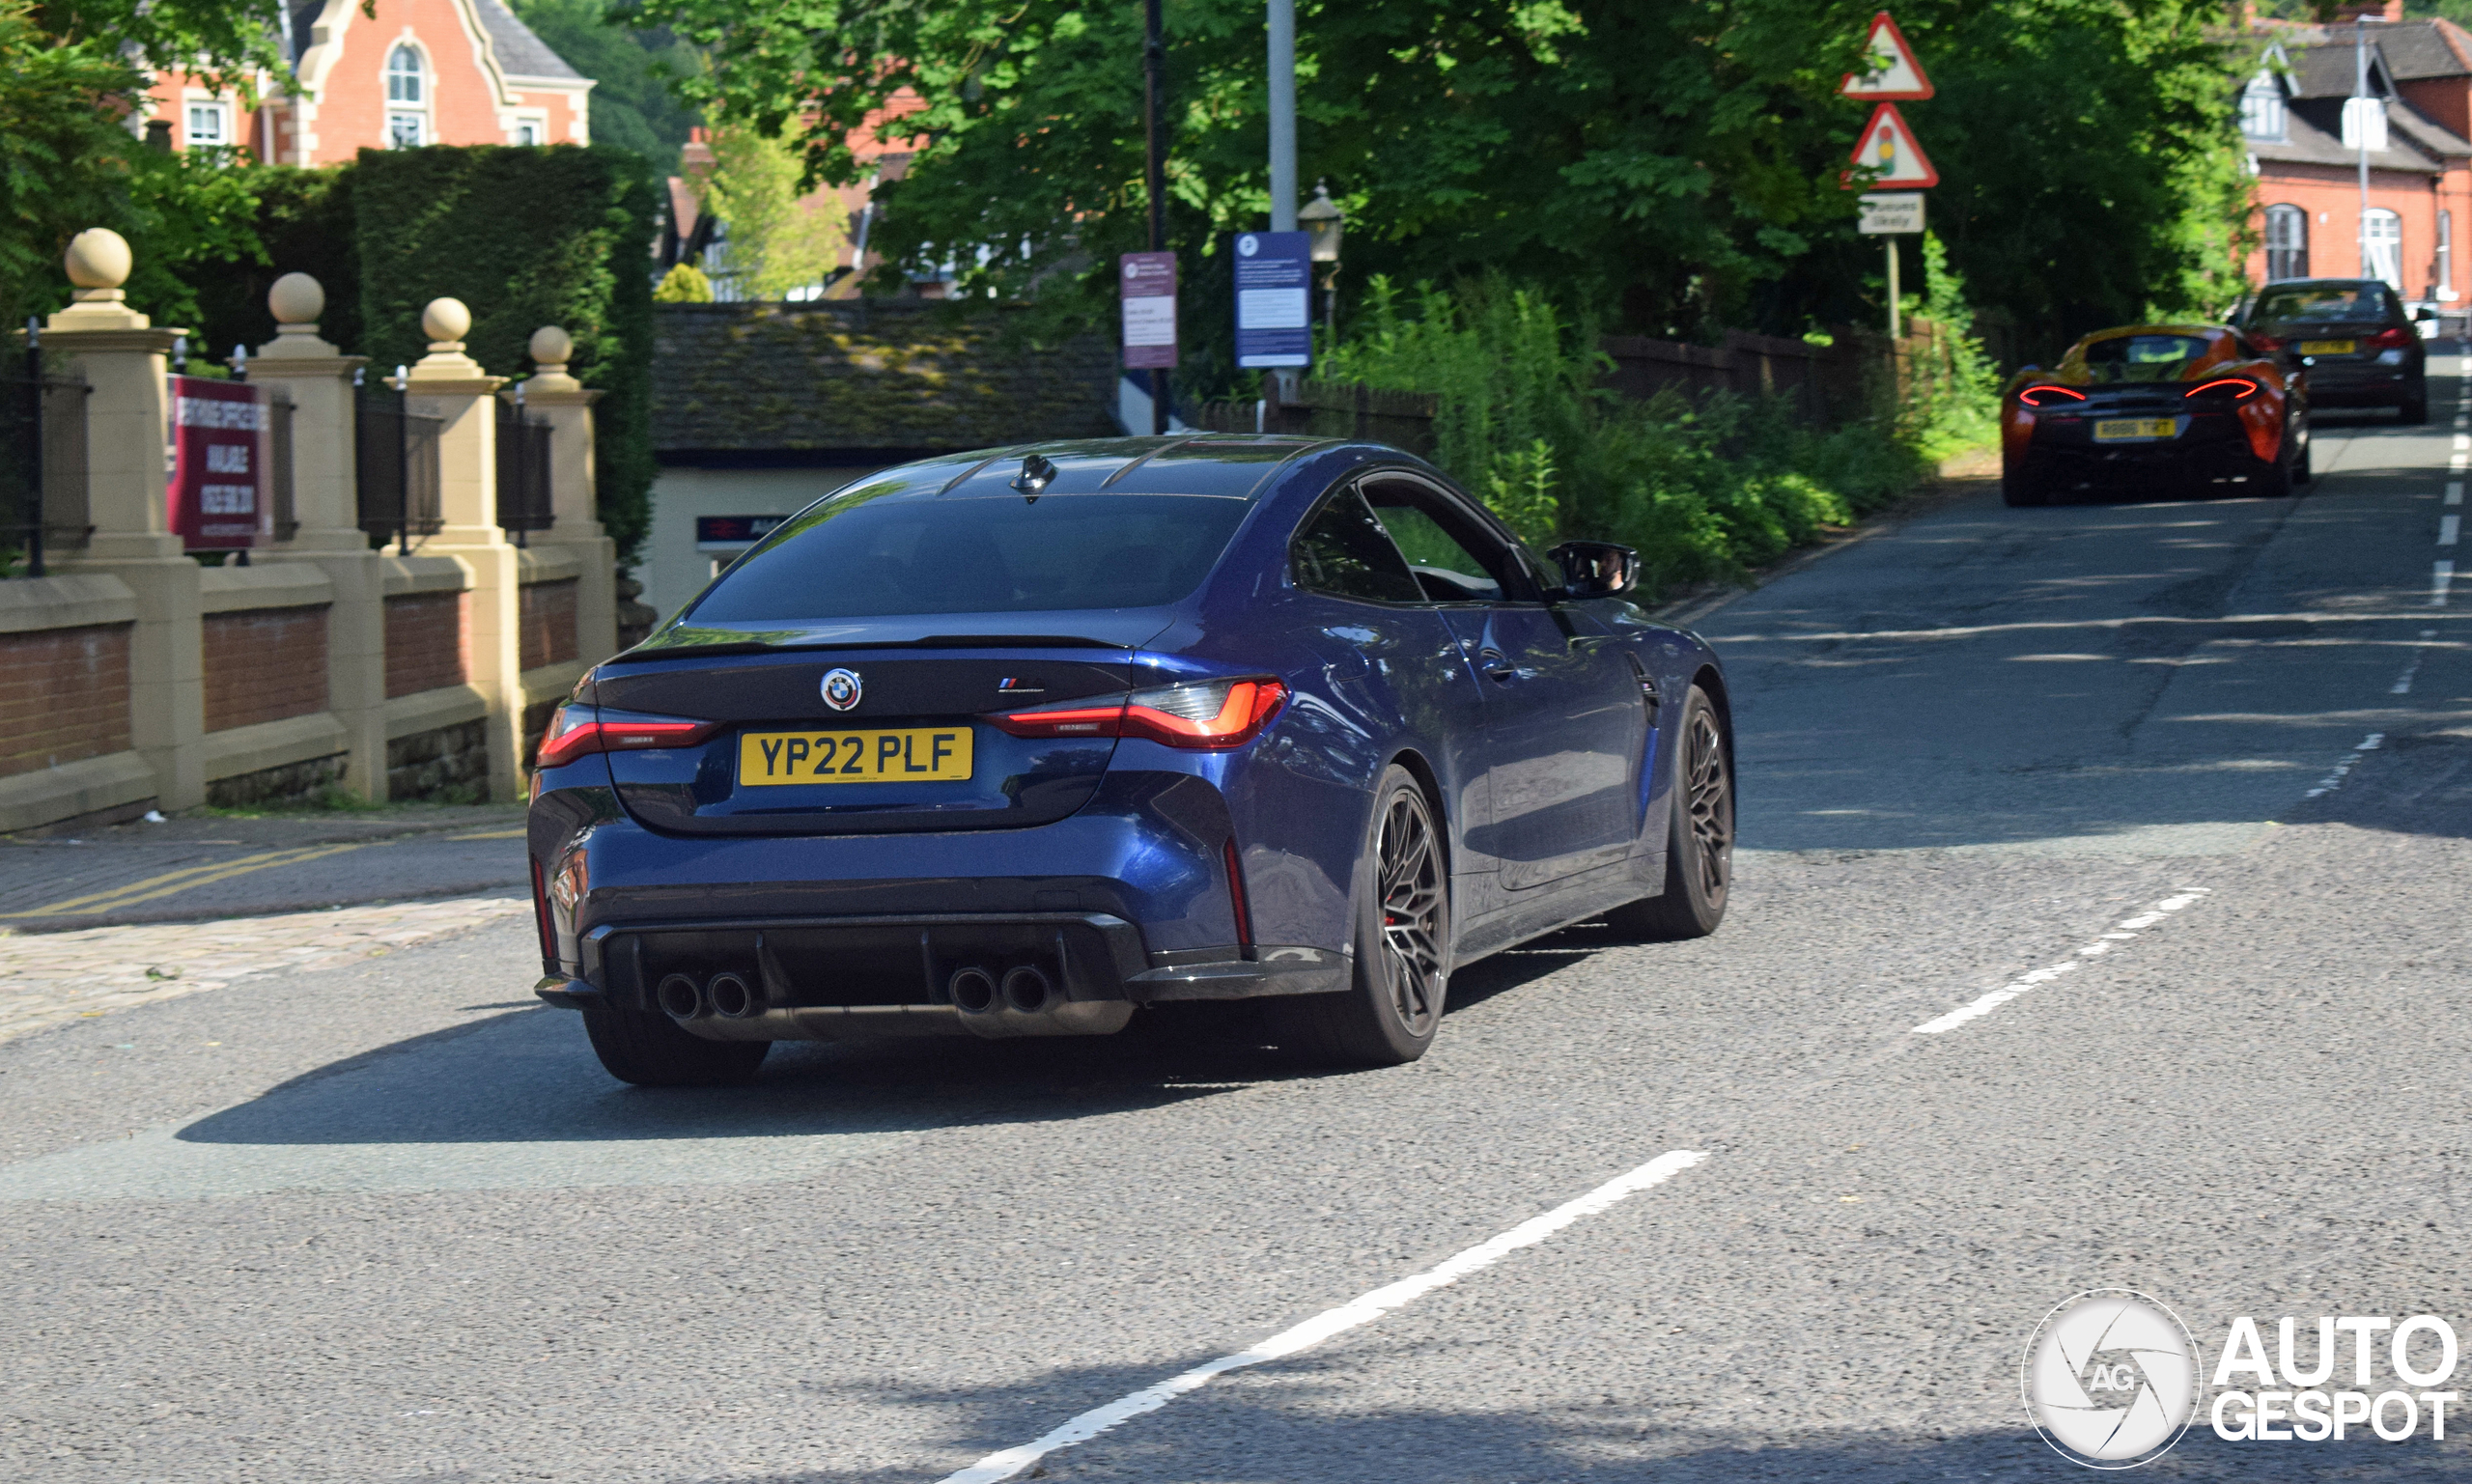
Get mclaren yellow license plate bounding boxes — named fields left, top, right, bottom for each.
left=738, top=728, right=973, bottom=785
left=2299, top=339, right=2356, bottom=355
left=2094, top=418, right=2178, bottom=442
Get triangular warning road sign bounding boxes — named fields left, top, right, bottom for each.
left=1844, top=102, right=1938, bottom=189
left=1840, top=11, right=1933, bottom=101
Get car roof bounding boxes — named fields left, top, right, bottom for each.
left=848, top=435, right=1343, bottom=504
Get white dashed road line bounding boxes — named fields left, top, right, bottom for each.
left=2435, top=560, right=2456, bottom=607
left=2445, top=516, right=2462, bottom=547
left=935, top=1151, right=1710, bottom=1484
left=2392, top=630, right=2440, bottom=694
left=2448, top=481, right=2464, bottom=507
left=1910, top=890, right=2211, bottom=1036
left=2305, top=731, right=2387, bottom=798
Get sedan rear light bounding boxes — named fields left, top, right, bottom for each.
left=2183, top=378, right=2260, bottom=401
left=2249, top=332, right=2283, bottom=351
left=2370, top=324, right=2415, bottom=350
left=534, top=705, right=719, bottom=770
left=992, top=677, right=1289, bottom=750
left=2017, top=384, right=2087, bottom=407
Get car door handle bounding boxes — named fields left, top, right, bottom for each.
left=1479, top=647, right=1515, bottom=680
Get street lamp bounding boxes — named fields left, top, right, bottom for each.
left=1300, top=180, right=1344, bottom=343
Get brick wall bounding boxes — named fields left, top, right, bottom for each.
left=202, top=606, right=331, bottom=734
left=0, top=625, right=132, bottom=779
left=520, top=578, right=580, bottom=672
left=386, top=591, right=469, bottom=699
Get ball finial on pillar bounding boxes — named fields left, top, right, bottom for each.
left=421, top=297, right=473, bottom=346
left=268, top=272, right=325, bottom=326
left=528, top=325, right=574, bottom=368
left=64, top=228, right=132, bottom=298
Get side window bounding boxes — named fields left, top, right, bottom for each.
left=1290, top=487, right=1422, bottom=603
left=1361, top=475, right=1516, bottom=602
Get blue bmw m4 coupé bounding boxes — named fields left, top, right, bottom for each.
left=529, top=436, right=1732, bottom=1083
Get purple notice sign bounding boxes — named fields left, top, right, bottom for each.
left=1121, top=251, right=1178, bottom=371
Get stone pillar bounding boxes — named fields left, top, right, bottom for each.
left=402, top=297, right=521, bottom=801
left=253, top=272, right=386, bottom=798
left=42, top=229, right=205, bottom=811
left=512, top=325, right=618, bottom=662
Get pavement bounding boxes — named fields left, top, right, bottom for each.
left=4, top=372, right=2472, bottom=1480
left=0, top=802, right=528, bottom=931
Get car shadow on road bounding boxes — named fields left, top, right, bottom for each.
left=617, top=1352, right=2472, bottom=1482
left=168, top=928, right=1623, bottom=1151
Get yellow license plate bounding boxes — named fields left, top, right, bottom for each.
left=2298, top=339, right=2355, bottom=355
left=738, top=727, right=974, bottom=786
left=2094, top=418, right=2178, bottom=442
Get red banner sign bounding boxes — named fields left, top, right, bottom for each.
left=167, top=377, right=270, bottom=550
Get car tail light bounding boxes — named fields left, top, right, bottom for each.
left=2183, top=378, right=2260, bottom=401
left=534, top=705, right=718, bottom=770
left=2017, top=384, right=2087, bottom=407
left=2249, top=332, right=2283, bottom=351
left=992, top=677, right=1289, bottom=750
left=2370, top=324, right=2415, bottom=350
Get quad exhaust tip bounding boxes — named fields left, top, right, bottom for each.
left=656, top=972, right=706, bottom=1021
left=948, top=966, right=998, bottom=1015
left=1000, top=965, right=1054, bottom=1014
left=707, top=971, right=759, bottom=1020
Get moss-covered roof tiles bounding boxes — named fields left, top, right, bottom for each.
left=652, top=301, right=1120, bottom=454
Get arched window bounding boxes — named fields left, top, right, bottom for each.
left=2240, top=71, right=2286, bottom=143
left=385, top=44, right=427, bottom=147
left=2264, top=204, right=2308, bottom=282
left=2364, top=208, right=2402, bottom=289
left=386, top=44, right=424, bottom=104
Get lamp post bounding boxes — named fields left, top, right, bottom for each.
left=1301, top=181, right=1343, bottom=346
left=1142, top=0, right=1169, bottom=434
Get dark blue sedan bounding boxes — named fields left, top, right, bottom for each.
left=528, top=436, right=1733, bottom=1083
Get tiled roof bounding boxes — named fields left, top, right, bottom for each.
left=472, top=0, right=583, bottom=81
left=2278, top=20, right=2472, bottom=93
left=652, top=302, right=1121, bottom=456
left=2253, top=97, right=2444, bottom=173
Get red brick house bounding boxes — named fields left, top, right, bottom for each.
left=2239, top=5, right=2472, bottom=308
left=142, top=0, right=592, bottom=162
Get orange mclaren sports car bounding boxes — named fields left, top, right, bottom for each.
left=2001, top=324, right=2310, bottom=507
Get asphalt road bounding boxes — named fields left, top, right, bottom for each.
left=6, top=373, right=2472, bottom=1481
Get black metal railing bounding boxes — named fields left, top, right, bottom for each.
left=1, top=324, right=92, bottom=577
left=495, top=391, right=553, bottom=545
left=355, top=376, right=442, bottom=552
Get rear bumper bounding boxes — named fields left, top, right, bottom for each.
left=535, top=910, right=1345, bottom=1040
left=2024, top=415, right=2271, bottom=485
left=2305, top=364, right=2418, bottom=406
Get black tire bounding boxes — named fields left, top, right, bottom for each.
left=2401, top=387, right=2430, bottom=425
left=1604, top=686, right=1733, bottom=941
left=1267, top=765, right=1448, bottom=1067
left=2002, top=460, right=2049, bottom=507
left=2291, top=418, right=2312, bottom=486
left=582, top=1003, right=770, bottom=1086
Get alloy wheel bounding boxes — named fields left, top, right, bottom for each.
left=1376, top=789, right=1445, bottom=1036
left=1683, top=710, right=1732, bottom=903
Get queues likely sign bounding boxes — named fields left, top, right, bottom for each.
left=1232, top=231, right=1311, bottom=370
left=167, top=377, right=269, bottom=550
left=1857, top=192, right=1924, bottom=235
left=1120, top=252, right=1178, bottom=371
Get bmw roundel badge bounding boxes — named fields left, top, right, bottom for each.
left=821, top=667, right=863, bottom=712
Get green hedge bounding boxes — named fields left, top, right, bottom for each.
left=351, top=145, right=658, bottom=565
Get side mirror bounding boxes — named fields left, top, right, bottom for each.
left=1546, top=540, right=1639, bottom=599
left=2416, top=305, right=2438, bottom=322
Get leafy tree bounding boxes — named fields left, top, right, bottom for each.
left=700, top=124, right=847, bottom=299
left=508, top=0, right=700, bottom=178
left=653, top=260, right=713, bottom=301
left=624, top=0, right=2248, bottom=381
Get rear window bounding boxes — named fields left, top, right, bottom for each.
left=2078, top=335, right=2213, bottom=383
left=685, top=488, right=1253, bottom=621
left=2252, top=283, right=2393, bottom=325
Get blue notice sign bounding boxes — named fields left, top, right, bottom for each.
left=1232, top=231, right=1311, bottom=369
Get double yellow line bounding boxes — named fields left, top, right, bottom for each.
left=10, top=841, right=375, bottom=920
